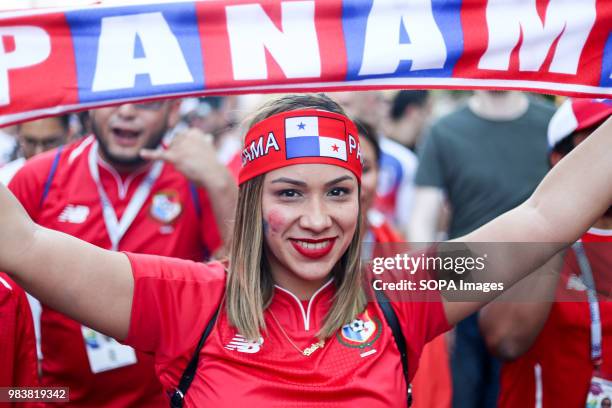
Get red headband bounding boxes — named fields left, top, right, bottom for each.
left=238, top=109, right=362, bottom=185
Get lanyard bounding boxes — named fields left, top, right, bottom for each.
left=88, top=142, right=164, bottom=251
left=572, top=241, right=602, bottom=367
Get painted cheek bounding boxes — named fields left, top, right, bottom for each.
left=266, top=210, right=287, bottom=234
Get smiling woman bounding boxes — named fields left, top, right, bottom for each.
left=1, top=94, right=612, bottom=408
left=227, top=95, right=364, bottom=344
left=264, top=168, right=358, bottom=282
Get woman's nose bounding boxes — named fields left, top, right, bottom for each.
left=299, top=197, right=332, bottom=232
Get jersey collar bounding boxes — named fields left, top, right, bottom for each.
left=268, top=280, right=335, bottom=332
left=93, top=144, right=151, bottom=200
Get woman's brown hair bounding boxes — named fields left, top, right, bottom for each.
left=226, top=94, right=366, bottom=341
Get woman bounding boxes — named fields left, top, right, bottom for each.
left=357, top=119, right=405, bottom=246
left=1, top=94, right=611, bottom=407
left=358, top=120, right=452, bottom=408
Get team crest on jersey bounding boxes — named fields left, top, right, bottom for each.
left=337, top=311, right=381, bottom=349
left=149, top=190, right=182, bottom=224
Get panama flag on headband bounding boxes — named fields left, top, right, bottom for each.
left=285, top=116, right=347, bottom=161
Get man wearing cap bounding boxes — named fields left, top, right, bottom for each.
left=479, top=98, right=612, bottom=407
left=8, top=100, right=237, bottom=407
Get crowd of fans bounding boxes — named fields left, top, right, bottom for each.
left=1, top=90, right=611, bottom=407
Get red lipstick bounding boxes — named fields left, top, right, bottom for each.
left=290, top=238, right=336, bottom=259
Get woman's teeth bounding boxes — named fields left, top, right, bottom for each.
left=296, top=240, right=330, bottom=250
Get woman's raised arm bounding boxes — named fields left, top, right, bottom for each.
left=0, top=183, right=134, bottom=340
left=442, top=116, right=612, bottom=325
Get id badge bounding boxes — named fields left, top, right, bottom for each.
left=586, top=376, right=612, bottom=407
left=81, top=326, right=137, bottom=374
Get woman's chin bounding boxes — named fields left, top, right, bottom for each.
left=292, top=266, right=333, bottom=283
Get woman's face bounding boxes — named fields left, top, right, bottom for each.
left=359, top=136, right=379, bottom=212
left=261, top=164, right=359, bottom=298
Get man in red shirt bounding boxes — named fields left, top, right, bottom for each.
left=8, top=100, right=237, bottom=407
left=479, top=98, right=612, bottom=407
left=0, top=272, right=38, bottom=392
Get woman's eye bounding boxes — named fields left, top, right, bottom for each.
left=277, top=189, right=301, bottom=198
left=328, top=187, right=350, bottom=197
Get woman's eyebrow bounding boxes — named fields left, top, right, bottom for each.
left=325, top=175, right=353, bottom=187
left=270, top=177, right=307, bottom=187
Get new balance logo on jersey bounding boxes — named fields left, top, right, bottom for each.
left=224, top=334, right=263, bottom=354
left=58, top=205, right=90, bottom=224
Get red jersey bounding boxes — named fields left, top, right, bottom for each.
left=124, top=253, right=450, bottom=407
left=0, top=273, right=39, bottom=390
left=8, top=136, right=222, bottom=407
left=498, top=229, right=612, bottom=408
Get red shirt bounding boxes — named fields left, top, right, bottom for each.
left=124, top=253, right=451, bottom=407
left=0, top=273, right=39, bottom=391
left=498, top=230, right=612, bottom=408
left=8, top=137, right=222, bottom=407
